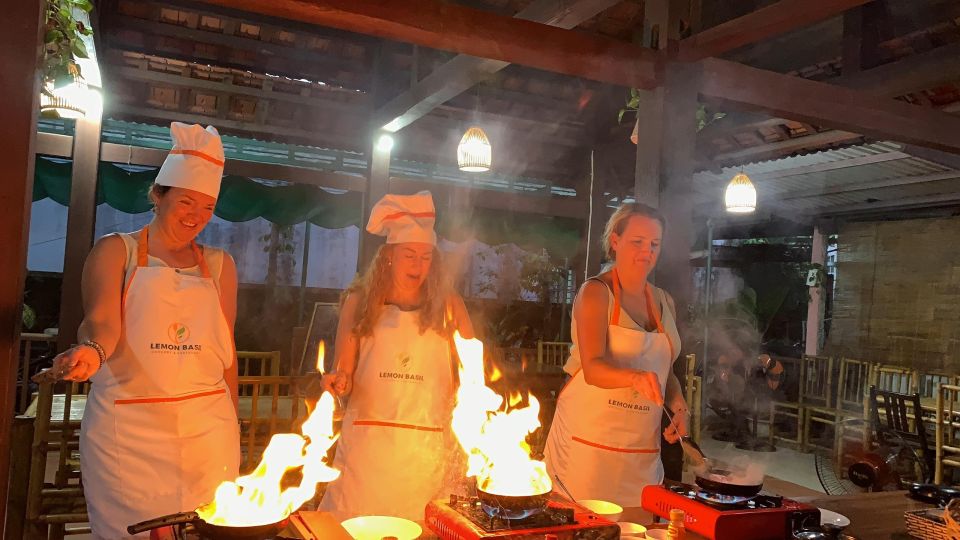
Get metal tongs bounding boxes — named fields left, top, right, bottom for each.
left=663, top=407, right=709, bottom=468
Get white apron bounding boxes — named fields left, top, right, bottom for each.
left=318, top=306, right=456, bottom=521
left=544, top=269, right=679, bottom=508
left=80, top=227, right=240, bottom=539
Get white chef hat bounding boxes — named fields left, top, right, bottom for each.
left=155, top=122, right=225, bottom=199
left=366, top=191, right=437, bottom=245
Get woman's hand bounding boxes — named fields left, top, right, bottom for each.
left=663, top=407, right=689, bottom=443
left=32, top=345, right=101, bottom=383
left=630, top=370, right=663, bottom=405
left=321, top=371, right=353, bottom=396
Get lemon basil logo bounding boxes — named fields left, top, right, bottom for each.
left=151, top=322, right=201, bottom=353
left=168, top=323, right=191, bottom=344
left=631, top=389, right=640, bottom=400
left=379, top=353, right=424, bottom=381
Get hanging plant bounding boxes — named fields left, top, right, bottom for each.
left=618, top=88, right=725, bottom=133
left=42, top=0, right=94, bottom=94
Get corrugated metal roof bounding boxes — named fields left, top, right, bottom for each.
left=694, top=141, right=960, bottom=217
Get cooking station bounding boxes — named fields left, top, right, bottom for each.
left=426, top=493, right=619, bottom=540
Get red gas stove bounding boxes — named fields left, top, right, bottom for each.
left=641, top=484, right=822, bottom=540
left=426, top=494, right=620, bottom=540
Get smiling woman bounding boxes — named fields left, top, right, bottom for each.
left=32, top=122, right=241, bottom=539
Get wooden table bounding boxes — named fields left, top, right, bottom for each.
left=796, top=491, right=930, bottom=539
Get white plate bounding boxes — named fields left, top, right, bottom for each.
left=341, top=516, right=422, bottom=540
left=818, top=508, right=851, bottom=528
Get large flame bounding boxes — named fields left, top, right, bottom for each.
left=450, top=332, right=551, bottom=496
left=197, top=341, right=340, bottom=526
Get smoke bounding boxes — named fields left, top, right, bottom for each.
left=693, top=444, right=770, bottom=487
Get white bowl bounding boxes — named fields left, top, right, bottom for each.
left=818, top=508, right=851, bottom=529
left=617, top=522, right=648, bottom=535
left=622, top=535, right=646, bottom=540
left=340, top=516, right=423, bottom=540
left=644, top=529, right=670, bottom=540
left=579, top=499, right=623, bottom=522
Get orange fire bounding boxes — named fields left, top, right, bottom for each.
left=450, top=332, right=552, bottom=496
left=196, top=341, right=340, bottom=526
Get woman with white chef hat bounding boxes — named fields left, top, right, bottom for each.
left=318, top=191, right=474, bottom=521
left=35, top=122, right=240, bottom=539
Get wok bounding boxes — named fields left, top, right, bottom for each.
left=694, top=467, right=764, bottom=498
left=127, top=511, right=288, bottom=540
left=476, top=486, right=550, bottom=519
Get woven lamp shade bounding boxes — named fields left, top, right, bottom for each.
left=457, top=127, right=491, bottom=172
left=40, top=78, right=90, bottom=119
left=724, top=172, right=757, bottom=213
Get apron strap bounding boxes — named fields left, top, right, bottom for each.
left=610, top=268, right=675, bottom=359
left=138, top=226, right=212, bottom=279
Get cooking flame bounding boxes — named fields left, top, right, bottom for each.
left=450, top=332, right=551, bottom=496
left=316, top=340, right=326, bottom=373
left=197, top=343, right=340, bottom=526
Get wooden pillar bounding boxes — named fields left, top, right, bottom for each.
left=57, top=111, right=104, bottom=353
left=805, top=225, right=827, bottom=355
left=0, top=0, right=43, bottom=533
left=357, top=133, right=392, bottom=269
left=656, top=62, right=702, bottom=313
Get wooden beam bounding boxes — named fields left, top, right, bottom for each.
left=678, top=0, right=872, bottom=61
left=699, top=58, right=960, bottom=154
left=389, top=177, right=583, bottom=218
left=781, top=170, right=960, bottom=202
left=0, top=1, right=42, bottom=533
left=37, top=132, right=74, bottom=159
left=708, top=130, right=863, bottom=165
left=195, top=0, right=661, bottom=90
left=814, top=191, right=960, bottom=216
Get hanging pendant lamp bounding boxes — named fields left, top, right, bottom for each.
left=724, top=172, right=757, bottom=213
left=40, top=76, right=93, bottom=119
left=457, top=126, right=491, bottom=172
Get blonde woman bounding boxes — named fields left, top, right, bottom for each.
left=544, top=202, right=689, bottom=507
left=319, top=191, right=474, bottom=520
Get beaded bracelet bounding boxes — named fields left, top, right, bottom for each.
left=81, top=340, right=106, bottom=370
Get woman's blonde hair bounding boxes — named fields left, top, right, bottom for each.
left=342, top=243, right=452, bottom=338
left=601, top=202, right=666, bottom=260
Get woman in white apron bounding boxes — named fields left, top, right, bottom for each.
left=318, top=191, right=474, bottom=521
left=543, top=202, right=691, bottom=508
left=36, top=123, right=240, bottom=539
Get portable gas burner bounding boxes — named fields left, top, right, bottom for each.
left=641, top=483, right=821, bottom=540
left=425, top=494, right=620, bottom=540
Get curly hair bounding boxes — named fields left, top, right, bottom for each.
left=342, top=243, right=453, bottom=338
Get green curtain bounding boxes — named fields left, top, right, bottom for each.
left=33, top=158, right=583, bottom=258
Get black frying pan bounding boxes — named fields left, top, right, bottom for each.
left=476, top=486, right=550, bottom=519
left=127, top=511, right=288, bottom=540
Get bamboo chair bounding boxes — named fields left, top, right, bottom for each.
left=237, top=375, right=310, bottom=473
left=769, top=355, right=827, bottom=447
left=23, top=382, right=91, bottom=540
left=872, top=364, right=918, bottom=394
left=804, top=357, right=872, bottom=458
left=237, top=350, right=282, bottom=377
left=536, top=341, right=571, bottom=367
left=935, top=384, right=960, bottom=485
left=17, top=333, right=57, bottom=414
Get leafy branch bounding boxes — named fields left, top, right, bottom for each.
left=618, top=88, right=726, bottom=133
left=43, top=0, right=93, bottom=92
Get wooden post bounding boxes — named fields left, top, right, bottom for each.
left=57, top=111, right=104, bottom=354
left=357, top=132, right=392, bottom=269
left=0, top=0, right=43, bottom=533
left=805, top=225, right=827, bottom=355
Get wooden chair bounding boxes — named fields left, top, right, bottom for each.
left=237, top=375, right=311, bottom=473
left=869, top=386, right=934, bottom=483
left=770, top=355, right=829, bottom=447
left=22, top=382, right=91, bottom=539
left=804, top=357, right=872, bottom=457
left=17, top=333, right=57, bottom=414
left=237, top=350, right=282, bottom=377
left=536, top=341, right=571, bottom=367
left=935, top=384, right=960, bottom=485
left=871, top=364, right=918, bottom=394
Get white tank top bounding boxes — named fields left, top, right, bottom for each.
left=112, top=232, right=225, bottom=295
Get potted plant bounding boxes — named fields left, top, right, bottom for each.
left=618, top=89, right=726, bottom=143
